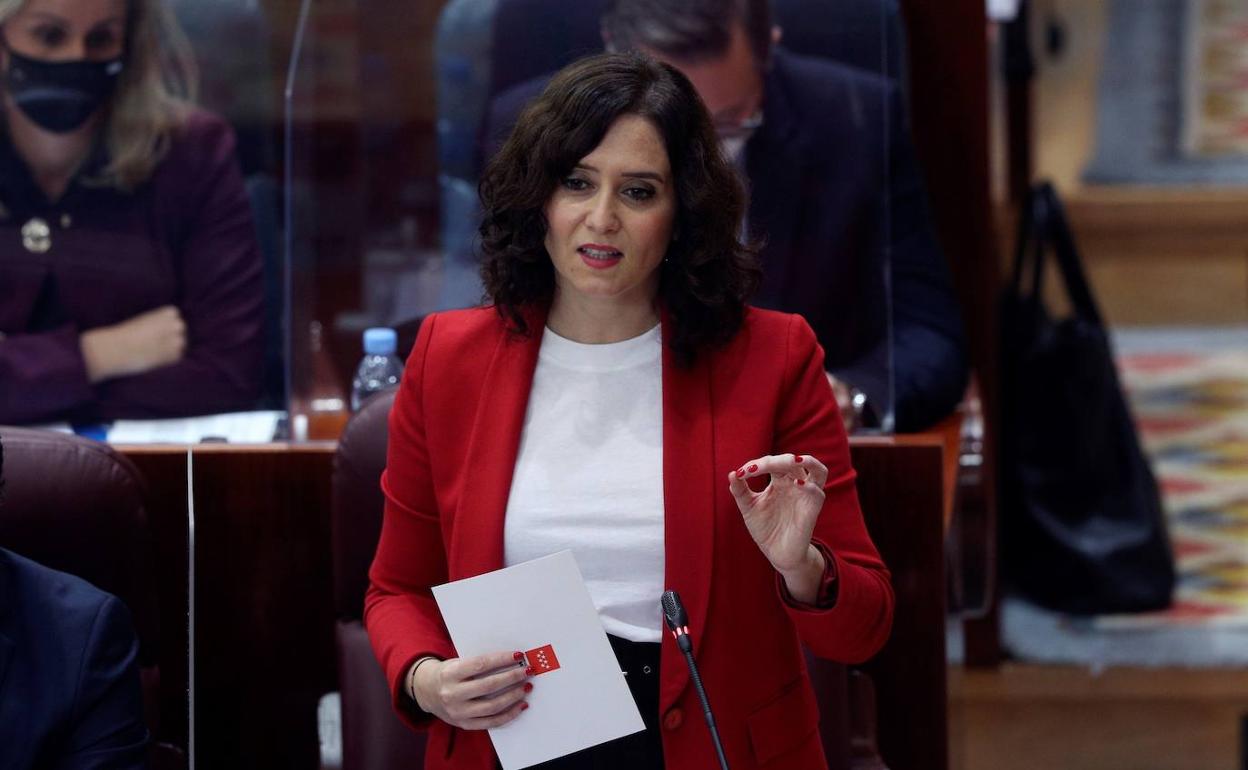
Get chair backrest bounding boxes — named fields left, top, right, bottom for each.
left=0, top=427, right=160, bottom=663
left=332, top=388, right=398, bottom=620
left=0, top=426, right=183, bottom=766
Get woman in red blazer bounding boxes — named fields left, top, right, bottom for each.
left=366, top=52, right=894, bottom=770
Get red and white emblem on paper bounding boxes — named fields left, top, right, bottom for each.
left=524, top=644, right=561, bottom=676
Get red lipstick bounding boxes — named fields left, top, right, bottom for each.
left=577, top=243, right=623, bottom=269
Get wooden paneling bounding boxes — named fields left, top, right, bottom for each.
left=123, top=449, right=191, bottom=757
left=950, top=664, right=1248, bottom=770
left=854, top=436, right=948, bottom=770
left=123, top=444, right=337, bottom=769
left=1002, top=190, right=1248, bottom=326
left=190, top=445, right=337, bottom=769
left=1064, top=190, right=1248, bottom=325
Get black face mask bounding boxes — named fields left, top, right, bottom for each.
left=3, top=48, right=123, bottom=134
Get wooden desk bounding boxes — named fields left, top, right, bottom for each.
left=123, top=444, right=337, bottom=770
left=852, top=435, right=948, bottom=770
left=121, top=437, right=945, bottom=770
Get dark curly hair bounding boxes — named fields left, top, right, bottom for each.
left=478, top=51, right=760, bottom=365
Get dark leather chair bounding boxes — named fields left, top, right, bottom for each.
left=332, top=389, right=428, bottom=770
left=0, top=426, right=183, bottom=767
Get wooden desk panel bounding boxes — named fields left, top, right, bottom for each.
left=122, top=448, right=191, bottom=758
left=123, top=445, right=337, bottom=769
left=122, top=438, right=945, bottom=769
left=853, top=436, right=948, bottom=770
left=192, top=445, right=337, bottom=769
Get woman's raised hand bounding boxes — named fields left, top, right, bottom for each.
left=409, top=650, right=533, bottom=730
left=728, top=453, right=828, bottom=577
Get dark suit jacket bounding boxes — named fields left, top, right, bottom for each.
left=365, top=306, right=894, bottom=769
left=0, top=548, right=148, bottom=769
left=482, top=49, right=968, bottom=430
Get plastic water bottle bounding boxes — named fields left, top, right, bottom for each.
left=350, top=328, right=404, bottom=411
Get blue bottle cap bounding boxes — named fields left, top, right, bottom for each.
left=363, top=327, right=398, bottom=355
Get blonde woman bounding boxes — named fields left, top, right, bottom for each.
left=0, top=0, right=263, bottom=424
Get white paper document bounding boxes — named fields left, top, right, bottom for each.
left=432, top=550, right=645, bottom=769
left=107, top=411, right=283, bottom=444
left=22, top=411, right=283, bottom=444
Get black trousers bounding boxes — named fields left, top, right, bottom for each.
left=524, top=634, right=665, bottom=769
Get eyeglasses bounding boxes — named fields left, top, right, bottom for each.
left=713, top=109, right=764, bottom=141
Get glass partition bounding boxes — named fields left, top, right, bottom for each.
left=188, top=439, right=337, bottom=769
left=284, top=0, right=370, bottom=440
left=428, top=0, right=932, bottom=433
left=274, top=0, right=983, bottom=438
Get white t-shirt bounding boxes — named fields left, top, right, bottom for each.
left=503, top=324, right=665, bottom=643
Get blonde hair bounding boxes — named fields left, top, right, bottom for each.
left=0, top=0, right=200, bottom=190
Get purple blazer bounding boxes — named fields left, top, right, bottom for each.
left=0, top=109, right=264, bottom=424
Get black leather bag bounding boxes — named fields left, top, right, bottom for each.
left=1000, top=182, right=1175, bottom=615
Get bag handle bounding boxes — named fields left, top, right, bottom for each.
left=1009, top=184, right=1035, bottom=292
left=1010, top=181, right=1105, bottom=326
left=1037, top=183, right=1104, bottom=325
left=1009, top=182, right=1048, bottom=302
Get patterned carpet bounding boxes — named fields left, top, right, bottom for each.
left=1093, top=347, right=1248, bottom=630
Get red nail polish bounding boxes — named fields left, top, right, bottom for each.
left=748, top=464, right=758, bottom=473
left=523, top=682, right=534, bottom=693
left=735, top=468, right=745, bottom=478
left=513, top=651, right=524, bottom=662
left=525, top=667, right=535, bottom=676
left=795, top=455, right=804, bottom=463
left=521, top=702, right=530, bottom=711
left=797, top=478, right=806, bottom=486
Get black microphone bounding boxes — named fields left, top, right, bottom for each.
left=661, top=590, right=729, bottom=770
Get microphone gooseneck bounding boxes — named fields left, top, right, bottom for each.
left=661, top=590, right=730, bottom=770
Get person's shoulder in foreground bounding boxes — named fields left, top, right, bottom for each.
left=0, top=548, right=149, bottom=770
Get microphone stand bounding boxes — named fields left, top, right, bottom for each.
left=662, top=590, right=730, bottom=770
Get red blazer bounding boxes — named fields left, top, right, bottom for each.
left=365, top=305, right=894, bottom=770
